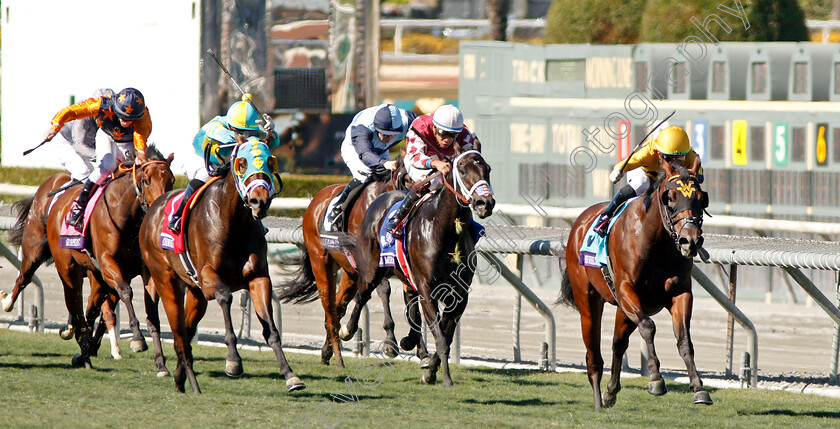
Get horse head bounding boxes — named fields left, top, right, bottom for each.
left=232, top=137, right=283, bottom=220
left=452, top=150, right=495, bottom=219
left=658, top=162, right=709, bottom=258
left=133, top=144, right=175, bottom=211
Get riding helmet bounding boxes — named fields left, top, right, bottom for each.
left=113, top=88, right=146, bottom=121
left=655, top=126, right=691, bottom=155
left=225, top=94, right=261, bottom=131
left=432, top=104, right=464, bottom=133
left=373, top=104, right=402, bottom=136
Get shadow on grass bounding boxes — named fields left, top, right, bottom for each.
left=745, top=410, right=840, bottom=419
left=461, top=397, right=573, bottom=406
left=282, top=391, right=386, bottom=402
left=0, top=361, right=114, bottom=373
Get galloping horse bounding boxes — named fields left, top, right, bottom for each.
left=559, top=162, right=712, bottom=408
left=347, top=150, right=495, bottom=387
left=140, top=136, right=304, bottom=393
left=3, top=146, right=174, bottom=369
left=278, top=153, right=424, bottom=368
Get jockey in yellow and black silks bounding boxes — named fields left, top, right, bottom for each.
left=593, top=126, right=703, bottom=236
left=43, top=87, right=152, bottom=228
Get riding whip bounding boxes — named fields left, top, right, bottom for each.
left=46, top=178, right=82, bottom=197
left=23, top=139, right=50, bottom=156
left=205, top=49, right=264, bottom=120
left=616, top=110, right=676, bottom=175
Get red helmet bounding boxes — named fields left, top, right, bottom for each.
left=114, top=88, right=146, bottom=121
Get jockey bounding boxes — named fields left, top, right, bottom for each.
left=326, top=103, right=418, bottom=229
left=385, top=104, right=480, bottom=238
left=49, top=88, right=115, bottom=182
left=593, top=125, right=703, bottom=236
left=168, top=94, right=280, bottom=233
left=44, top=87, right=152, bottom=228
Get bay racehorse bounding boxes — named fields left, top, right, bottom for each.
left=559, top=162, right=712, bottom=408
left=140, top=136, right=304, bottom=393
left=277, top=153, right=427, bottom=368
left=3, top=146, right=174, bottom=369
left=347, top=150, right=495, bottom=387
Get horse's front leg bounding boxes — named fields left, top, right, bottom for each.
left=339, top=276, right=379, bottom=341
left=99, top=253, right=148, bottom=353
left=401, top=286, right=430, bottom=366
left=249, top=275, right=306, bottom=392
left=617, top=282, right=664, bottom=396
left=202, top=268, right=242, bottom=377
left=670, top=291, right=713, bottom=405
left=57, top=265, right=93, bottom=369
left=143, top=273, right=169, bottom=377
left=375, top=279, right=399, bottom=358
left=603, top=307, right=637, bottom=407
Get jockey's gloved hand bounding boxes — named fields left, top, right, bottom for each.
left=609, top=169, right=623, bottom=184
left=257, top=113, right=275, bottom=133
left=44, top=126, right=59, bottom=142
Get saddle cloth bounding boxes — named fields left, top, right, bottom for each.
left=578, top=197, right=638, bottom=268
left=58, top=184, right=107, bottom=250
left=160, top=191, right=188, bottom=253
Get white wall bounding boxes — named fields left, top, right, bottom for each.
left=1, top=0, right=201, bottom=167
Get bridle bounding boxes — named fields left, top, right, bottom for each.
left=445, top=150, right=493, bottom=208
left=657, top=174, right=704, bottom=246
left=121, top=160, right=169, bottom=212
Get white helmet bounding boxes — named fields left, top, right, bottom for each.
left=432, top=104, right=463, bottom=133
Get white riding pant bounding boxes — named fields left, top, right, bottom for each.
left=405, top=164, right=444, bottom=191
left=51, top=135, right=95, bottom=182
left=340, top=136, right=389, bottom=182
left=626, top=168, right=652, bottom=196
left=88, top=132, right=133, bottom=185
left=173, top=145, right=211, bottom=182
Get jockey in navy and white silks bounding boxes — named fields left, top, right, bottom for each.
left=326, top=103, right=418, bottom=228
left=385, top=104, right=483, bottom=238
left=168, top=94, right=280, bottom=233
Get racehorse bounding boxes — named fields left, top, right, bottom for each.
left=558, top=162, right=712, bottom=408
left=139, top=136, right=304, bottom=394
left=277, top=152, right=426, bottom=368
left=3, top=146, right=174, bottom=369
left=347, top=150, right=495, bottom=387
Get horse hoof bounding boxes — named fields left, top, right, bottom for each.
left=382, top=343, right=399, bottom=358
left=130, top=339, right=148, bottom=353
left=225, top=360, right=244, bottom=377
left=0, top=291, right=13, bottom=312
left=59, top=326, right=74, bottom=340
left=420, top=372, right=436, bottom=385
left=157, top=369, right=171, bottom=377
left=602, top=393, right=617, bottom=408
left=693, top=390, right=713, bottom=405
left=648, top=379, right=667, bottom=396
left=338, top=325, right=353, bottom=341
left=400, top=335, right=417, bottom=351
left=111, top=351, right=122, bottom=360
left=420, top=357, right=431, bottom=369
left=286, top=376, right=306, bottom=392
left=71, top=353, right=86, bottom=368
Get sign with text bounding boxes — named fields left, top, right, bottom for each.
left=732, top=120, right=748, bottom=166
left=773, top=122, right=788, bottom=166
left=816, top=123, right=829, bottom=166
left=693, top=120, right=707, bottom=163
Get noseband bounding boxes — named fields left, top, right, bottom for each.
left=123, top=160, right=169, bottom=212
left=658, top=175, right=703, bottom=246
left=444, top=150, right=494, bottom=209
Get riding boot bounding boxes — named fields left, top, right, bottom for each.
left=326, top=178, right=364, bottom=230
left=66, top=180, right=96, bottom=229
left=593, top=184, right=635, bottom=236
left=168, top=179, right=205, bottom=234
left=385, top=188, right=421, bottom=239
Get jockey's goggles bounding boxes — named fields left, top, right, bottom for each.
left=436, top=127, right=459, bottom=139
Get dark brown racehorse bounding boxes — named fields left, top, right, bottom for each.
left=140, top=137, right=304, bottom=393
left=278, top=153, right=425, bottom=368
left=3, top=146, right=174, bottom=369
left=559, top=162, right=712, bottom=408
left=347, top=150, right=495, bottom=387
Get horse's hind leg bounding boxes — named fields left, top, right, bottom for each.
left=603, top=308, right=637, bottom=408
left=58, top=265, right=93, bottom=369
left=576, top=284, right=606, bottom=409
left=96, top=292, right=123, bottom=360
left=159, top=277, right=200, bottom=393
left=671, top=292, right=712, bottom=405
left=401, top=287, right=430, bottom=365
left=98, top=254, right=148, bottom=353
left=375, top=279, right=399, bottom=358
left=249, top=276, right=305, bottom=392
left=143, top=274, right=169, bottom=376
left=207, top=274, right=242, bottom=377
left=313, top=256, right=342, bottom=367
left=2, top=229, right=51, bottom=312
left=340, top=276, right=379, bottom=341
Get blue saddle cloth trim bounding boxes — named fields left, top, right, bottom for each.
left=579, top=197, right=639, bottom=267
left=378, top=202, right=406, bottom=267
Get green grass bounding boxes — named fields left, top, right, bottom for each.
left=1, top=329, right=839, bottom=428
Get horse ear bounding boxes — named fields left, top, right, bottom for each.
left=235, top=157, right=248, bottom=176
left=167, top=153, right=175, bottom=163
left=268, top=155, right=278, bottom=174
left=660, top=157, right=676, bottom=177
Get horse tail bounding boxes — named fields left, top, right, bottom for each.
left=7, top=197, right=34, bottom=247
left=276, top=247, right=319, bottom=304
left=555, top=267, right=577, bottom=310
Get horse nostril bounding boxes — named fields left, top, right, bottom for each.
left=678, top=237, right=690, bottom=247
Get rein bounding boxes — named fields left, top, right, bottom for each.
left=120, top=160, right=169, bottom=212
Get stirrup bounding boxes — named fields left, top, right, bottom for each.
left=593, top=216, right=610, bottom=236
left=168, top=217, right=182, bottom=234
left=387, top=220, right=403, bottom=239
left=66, top=205, right=84, bottom=228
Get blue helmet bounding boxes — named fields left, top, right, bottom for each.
left=225, top=94, right=261, bottom=131
left=114, top=87, right=146, bottom=121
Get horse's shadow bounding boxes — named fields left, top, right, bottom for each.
left=747, top=410, right=840, bottom=419
left=461, top=397, right=573, bottom=406
left=0, top=361, right=114, bottom=372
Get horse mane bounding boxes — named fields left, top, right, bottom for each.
left=145, top=143, right=167, bottom=162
